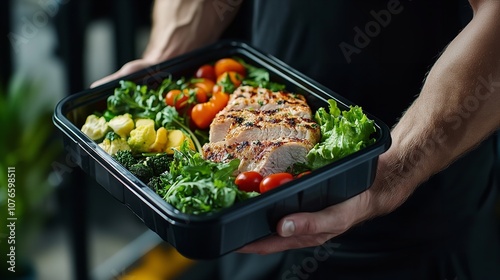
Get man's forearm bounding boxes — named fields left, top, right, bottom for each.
left=143, top=0, right=241, bottom=61
left=368, top=0, right=500, bottom=214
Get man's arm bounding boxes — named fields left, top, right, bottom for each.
left=240, top=0, right=500, bottom=254
left=370, top=0, right=500, bottom=215
left=91, top=0, right=240, bottom=87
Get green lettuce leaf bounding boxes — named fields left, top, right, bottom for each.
left=307, top=99, right=377, bottom=169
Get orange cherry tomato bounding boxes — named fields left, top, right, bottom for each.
left=235, top=171, right=263, bottom=193
left=217, top=71, right=243, bottom=88
left=214, top=58, right=246, bottom=78
left=165, top=89, right=189, bottom=110
left=191, top=102, right=217, bottom=129
left=193, top=78, right=215, bottom=95
left=194, top=87, right=208, bottom=103
left=195, top=64, right=216, bottom=81
left=259, top=173, right=294, bottom=193
left=210, top=91, right=230, bottom=111
left=212, top=84, right=222, bottom=94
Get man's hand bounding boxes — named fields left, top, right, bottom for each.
left=91, top=59, right=154, bottom=88
left=238, top=153, right=407, bottom=255
left=237, top=192, right=372, bottom=254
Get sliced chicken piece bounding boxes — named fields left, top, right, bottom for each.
left=224, top=86, right=312, bottom=118
left=202, top=138, right=314, bottom=177
left=209, top=109, right=320, bottom=144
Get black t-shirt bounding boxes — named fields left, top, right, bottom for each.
left=242, top=0, right=496, bottom=249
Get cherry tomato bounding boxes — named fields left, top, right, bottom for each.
left=191, top=102, right=217, bottom=129
left=193, top=78, right=215, bottom=95
left=212, top=84, right=222, bottom=94
left=165, top=89, right=189, bottom=110
left=217, top=71, right=243, bottom=88
left=195, top=64, right=216, bottom=81
left=210, top=91, right=230, bottom=111
left=260, top=173, right=294, bottom=193
left=194, top=87, right=208, bottom=103
left=235, top=171, right=263, bottom=193
left=214, top=58, right=246, bottom=78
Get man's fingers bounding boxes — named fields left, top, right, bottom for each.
left=276, top=209, right=347, bottom=238
left=90, top=59, right=153, bottom=88
left=276, top=193, right=371, bottom=237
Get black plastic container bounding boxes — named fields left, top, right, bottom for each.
left=53, top=41, right=391, bottom=259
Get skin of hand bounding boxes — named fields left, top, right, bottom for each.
left=90, top=0, right=240, bottom=88
left=238, top=0, right=500, bottom=254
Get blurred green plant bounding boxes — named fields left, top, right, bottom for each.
left=0, top=76, right=62, bottom=271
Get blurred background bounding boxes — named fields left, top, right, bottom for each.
left=0, top=0, right=211, bottom=279
left=1, top=1, right=499, bottom=280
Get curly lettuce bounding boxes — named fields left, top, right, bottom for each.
left=307, top=99, right=377, bottom=169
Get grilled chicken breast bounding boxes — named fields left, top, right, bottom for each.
left=209, top=109, right=320, bottom=144
left=202, top=86, right=318, bottom=176
left=203, top=138, right=314, bottom=176
left=224, top=86, right=312, bottom=118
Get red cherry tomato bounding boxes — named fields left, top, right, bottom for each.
left=214, top=58, right=246, bottom=78
left=195, top=64, right=216, bottom=81
left=235, top=171, right=263, bottom=193
left=259, top=173, right=294, bottom=193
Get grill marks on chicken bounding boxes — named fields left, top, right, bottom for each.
left=203, top=138, right=314, bottom=176
left=202, top=86, right=319, bottom=176
left=209, top=109, right=320, bottom=144
left=226, top=86, right=312, bottom=118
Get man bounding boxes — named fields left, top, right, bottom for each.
left=93, top=0, right=500, bottom=279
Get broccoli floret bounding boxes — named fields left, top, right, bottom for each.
left=145, top=153, right=171, bottom=176
left=147, top=176, right=165, bottom=193
left=129, top=163, right=154, bottom=183
left=113, top=150, right=137, bottom=169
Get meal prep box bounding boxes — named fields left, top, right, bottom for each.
left=53, top=40, right=391, bottom=259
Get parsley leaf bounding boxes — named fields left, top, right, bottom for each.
left=234, top=57, right=287, bottom=91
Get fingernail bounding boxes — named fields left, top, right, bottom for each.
left=281, top=219, right=295, bottom=237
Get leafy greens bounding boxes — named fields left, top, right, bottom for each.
left=235, top=58, right=286, bottom=92
left=306, top=99, right=377, bottom=169
left=159, top=142, right=259, bottom=215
